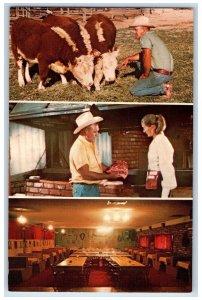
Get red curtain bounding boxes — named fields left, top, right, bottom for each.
left=32, top=225, right=43, bottom=239
left=9, top=221, right=54, bottom=240
left=139, top=235, right=149, bottom=248
left=45, top=230, right=55, bottom=240
left=154, top=234, right=172, bottom=250
left=9, top=220, right=21, bottom=239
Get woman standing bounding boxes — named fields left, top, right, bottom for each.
left=141, top=114, right=177, bottom=197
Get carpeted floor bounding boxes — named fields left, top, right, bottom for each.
left=9, top=265, right=192, bottom=292
left=16, top=268, right=53, bottom=287
left=88, top=269, right=112, bottom=287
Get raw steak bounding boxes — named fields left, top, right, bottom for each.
left=106, top=160, right=128, bottom=179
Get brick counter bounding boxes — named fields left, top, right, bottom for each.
left=26, top=179, right=138, bottom=197
left=26, top=179, right=72, bottom=197
left=99, top=184, right=139, bottom=197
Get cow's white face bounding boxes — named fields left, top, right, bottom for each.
left=102, top=49, right=119, bottom=82
left=71, top=55, right=94, bottom=90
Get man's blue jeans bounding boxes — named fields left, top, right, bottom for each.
left=130, top=62, right=172, bottom=96
left=72, top=183, right=100, bottom=197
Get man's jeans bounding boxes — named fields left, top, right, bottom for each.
left=130, top=62, right=172, bottom=96
left=72, top=183, right=100, bottom=197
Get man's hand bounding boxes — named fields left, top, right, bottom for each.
left=78, top=164, right=124, bottom=181
left=119, top=58, right=129, bottom=70
left=108, top=172, right=124, bottom=180
left=119, top=53, right=141, bottom=70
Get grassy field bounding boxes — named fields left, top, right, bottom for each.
left=9, top=28, right=193, bottom=103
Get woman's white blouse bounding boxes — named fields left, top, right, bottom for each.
left=148, top=132, right=177, bottom=190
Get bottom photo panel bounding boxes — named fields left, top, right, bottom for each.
left=8, top=198, right=192, bottom=294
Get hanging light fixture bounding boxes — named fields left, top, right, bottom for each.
left=17, top=215, right=27, bottom=225
left=104, top=208, right=131, bottom=223
left=104, top=214, right=111, bottom=222
left=17, top=215, right=27, bottom=254
left=47, top=224, right=54, bottom=230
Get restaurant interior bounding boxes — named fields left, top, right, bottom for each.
left=8, top=198, right=192, bottom=293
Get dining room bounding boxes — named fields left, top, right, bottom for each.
left=8, top=198, right=192, bottom=293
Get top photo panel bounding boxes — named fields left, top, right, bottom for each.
left=9, top=6, right=194, bottom=103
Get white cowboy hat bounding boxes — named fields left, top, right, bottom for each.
left=74, top=111, right=103, bottom=134
left=130, top=16, right=155, bottom=28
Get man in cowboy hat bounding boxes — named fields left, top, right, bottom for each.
left=69, top=111, right=121, bottom=197
left=119, top=15, right=173, bottom=98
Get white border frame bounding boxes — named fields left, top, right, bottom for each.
left=2, top=1, right=200, bottom=299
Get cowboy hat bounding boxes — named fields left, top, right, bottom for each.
left=130, top=16, right=155, bottom=28
left=74, top=111, right=103, bottom=134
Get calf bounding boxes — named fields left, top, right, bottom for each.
left=85, top=14, right=119, bottom=90
left=11, top=17, right=94, bottom=90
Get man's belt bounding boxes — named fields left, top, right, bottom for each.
left=153, top=69, right=173, bottom=76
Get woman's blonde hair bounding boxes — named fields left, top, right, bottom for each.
left=141, top=114, right=166, bottom=134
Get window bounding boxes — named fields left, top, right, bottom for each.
left=96, top=132, right=112, bottom=166
left=10, top=122, right=46, bottom=175
left=154, top=234, right=172, bottom=250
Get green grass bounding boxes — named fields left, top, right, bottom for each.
left=9, top=28, right=193, bottom=102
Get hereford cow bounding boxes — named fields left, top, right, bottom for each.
left=11, top=17, right=95, bottom=90
left=85, top=14, right=119, bottom=90
left=43, top=14, right=119, bottom=91
left=42, top=14, right=96, bottom=86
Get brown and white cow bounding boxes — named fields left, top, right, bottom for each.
left=11, top=17, right=94, bottom=90
left=43, top=14, right=119, bottom=91
left=42, top=14, right=95, bottom=87
left=85, top=14, right=119, bottom=90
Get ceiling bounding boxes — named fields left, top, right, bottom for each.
left=9, top=103, right=193, bottom=132
left=9, top=198, right=192, bottom=230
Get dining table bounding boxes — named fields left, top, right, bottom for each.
left=176, top=260, right=191, bottom=283
left=110, top=256, right=145, bottom=267
left=159, top=256, right=172, bottom=265
left=71, top=250, right=130, bottom=257
left=176, top=261, right=190, bottom=270
left=55, top=256, right=87, bottom=272
left=110, top=256, right=148, bottom=287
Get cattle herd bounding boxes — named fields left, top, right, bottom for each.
left=11, top=13, right=119, bottom=91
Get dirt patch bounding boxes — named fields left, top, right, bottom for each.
left=103, top=8, right=194, bottom=30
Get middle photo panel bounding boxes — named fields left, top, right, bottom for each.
left=9, top=103, right=193, bottom=199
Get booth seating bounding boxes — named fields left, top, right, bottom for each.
left=46, top=247, right=68, bottom=263
left=42, top=253, right=51, bottom=267
left=33, top=250, right=55, bottom=266
left=18, top=253, right=46, bottom=274
left=8, top=256, right=32, bottom=285
left=40, top=249, right=57, bottom=265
